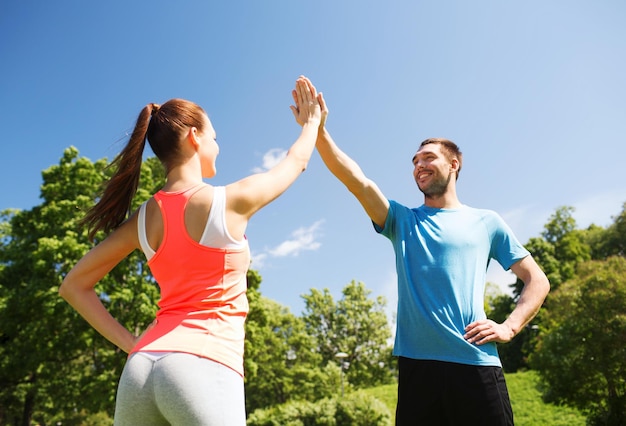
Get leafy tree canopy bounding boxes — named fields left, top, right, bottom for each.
left=0, top=148, right=164, bottom=425
left=531, top=257, right=626, bottom=425
left=302, top=281, right=395, bottom=389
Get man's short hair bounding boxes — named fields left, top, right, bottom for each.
left=419, top=138, right=463, bottom=179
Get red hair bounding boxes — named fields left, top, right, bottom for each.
left=82, top=99, right=207, bottom=240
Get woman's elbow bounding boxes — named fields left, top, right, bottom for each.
left=58, top=279, right=71, bottom=300
left=59, top=272, right=79, bottom=302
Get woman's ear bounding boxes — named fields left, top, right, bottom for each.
left=187, top=127, right=200, bottom=150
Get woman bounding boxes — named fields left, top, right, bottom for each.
left=59, top=76, right=322, bottom=425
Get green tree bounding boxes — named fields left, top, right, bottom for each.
left=501, top=206, right=592, bottom=373
left=531, top=257, right=626, bottom=425
left=244, top=270, right=335, bottom=413
left=485, top=288, right=521, bottom=372
left=594, top=202, right=626, bottom=259
left=0, top=148, right=164, bottom=425
left=512, top=206, right=591, bottom=297
left=302, top=281, right=395, bottom=389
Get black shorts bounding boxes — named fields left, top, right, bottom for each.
left=396, top=357, right=513, bottom=426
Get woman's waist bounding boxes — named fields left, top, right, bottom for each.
left=157, top=290, right=249, bottom=314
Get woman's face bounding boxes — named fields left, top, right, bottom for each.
left=198, top=115, right=219, bottom=178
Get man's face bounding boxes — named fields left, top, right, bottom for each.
left=412, top=144, right=453, bottom=197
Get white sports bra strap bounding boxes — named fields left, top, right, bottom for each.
left=138, top=201, right=156, bottom=260
left=137, top=187, right=246, bottom=261
left=199, top=186, right=246, bottom=249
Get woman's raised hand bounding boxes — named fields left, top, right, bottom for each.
left=290, top=76, right=322, bottom=127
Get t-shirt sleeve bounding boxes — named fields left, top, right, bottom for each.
left=487, top=211, right=530, bottom=270
left=373, top=199, right=397, bottom=237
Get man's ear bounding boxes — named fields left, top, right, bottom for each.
left=450, top=157, right=460, bottom=173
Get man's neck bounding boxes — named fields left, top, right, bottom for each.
left=423, top=193, right=462, bottom=209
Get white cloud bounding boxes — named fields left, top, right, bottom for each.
left=251, top=252, right=268, bottom=268
left=269, top=220, right=324, bottom=257
left=252, top=148, right=287, bottom=173
left=252, top=220, right=324, bottom=269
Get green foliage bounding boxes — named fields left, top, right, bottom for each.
left=247, top=399, right=336, bottom=426
left=593, top=202, right=626, bottom=259
left=0, top=147, right=164, bottom=424
left=487, top=292, right=531, bottom=372
left=582, top=223, right=610, bottom=260
left=361, top=383, right=397, bottom=416
left=244, top=281, right=333, bottom=413
left=335, top=391, right=392, bottom=426
left=504, top=206, right=593, bottom=373
left=246, top=391, right=392, bottom=426
left=302, top=281, right=395, bottom=389
left=531, top=257, right=626, bottom=425
left=513, top=206, right=591, bottom=296
left=542, top=206, right=577, bottom=243
left=485, top=285, right=527, bottom=372
left=244, top=278, right=397, bottom=412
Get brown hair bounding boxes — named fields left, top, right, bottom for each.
left=419, top=138, right=463, bottom=179
left=82, top=99, right=207, bottom=240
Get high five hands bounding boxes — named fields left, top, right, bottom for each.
left=290, top=76, right=325, bottom=128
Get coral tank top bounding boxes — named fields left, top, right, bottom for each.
left=130, top=184, right=250, bottom=376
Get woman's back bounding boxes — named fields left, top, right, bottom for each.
left=141, top=184, right=246, bottom=253
left=133, top=183, right=250, bottom=376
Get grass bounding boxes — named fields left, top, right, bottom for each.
left=507, top=370, right=586, bottom=426
left=363, top=370, right=587, bottom=426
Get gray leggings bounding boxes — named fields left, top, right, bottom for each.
left=114, top=352, right=246, bottom=426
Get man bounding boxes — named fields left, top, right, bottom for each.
left=314, top=98, right=550, bottom=425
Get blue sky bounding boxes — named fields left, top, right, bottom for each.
left=2, top=1, right=625, bottom=318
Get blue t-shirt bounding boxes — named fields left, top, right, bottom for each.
left=375, top=201, right=529, bottom=367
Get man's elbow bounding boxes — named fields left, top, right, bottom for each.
left=541, top=274, right=551, bottom=298
left=531, top=271, right=550, bottom=305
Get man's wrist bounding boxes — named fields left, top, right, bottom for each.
left=502, top=321, right=516, bottom=338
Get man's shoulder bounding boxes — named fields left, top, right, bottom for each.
left=388, top=199, right=422, bottom=213
left=455, top=206, right=511, bottom=233
left=389, top=202, right=504, bottom=222
left=461, top=205, right=501, bottom=219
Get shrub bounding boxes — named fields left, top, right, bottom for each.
left=335, top=391, right=391, bottom=426
left=246, top=392, right=391, bottom=426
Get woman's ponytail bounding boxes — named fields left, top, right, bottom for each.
left=81, top=103, right=156, bottom=240
left=81, top=99, right=206, bottom=241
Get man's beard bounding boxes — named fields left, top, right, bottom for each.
left=418, top=172, right=452, bottom=198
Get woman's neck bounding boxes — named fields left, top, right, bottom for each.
left=162, top=162, right=203, bottom=192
